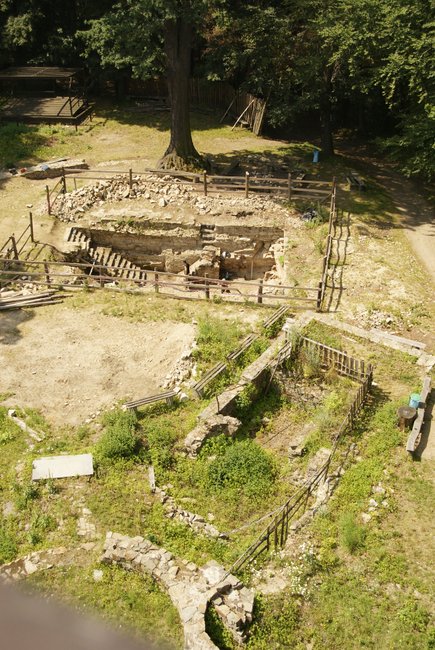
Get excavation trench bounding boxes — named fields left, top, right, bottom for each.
left=65, top=219, right=285, bottom=282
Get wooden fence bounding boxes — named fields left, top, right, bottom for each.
left=127, top=78, right=267, bottom=134
left=224, top=358, right=373, bottom=577
left=0, top=215, right=35, bottom=287
left=318, top=179, right=337, bottom=310
left=0, top=256, right=321, bottom=309
left=300, top=336, right=368, bottom=381
left=45, top=167, right=335, bottom=215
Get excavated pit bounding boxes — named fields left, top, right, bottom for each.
left=66, top=219, right=285, bottom=281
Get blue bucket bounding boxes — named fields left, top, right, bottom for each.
left=409, top=393, right=420, bottom=409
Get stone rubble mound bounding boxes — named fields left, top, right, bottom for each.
left=102, top=532, right=255, bottom=649
left=53, top=173, right=292, bottom=224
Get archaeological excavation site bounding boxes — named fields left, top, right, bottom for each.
left=1, top=157, right=433, bottom=650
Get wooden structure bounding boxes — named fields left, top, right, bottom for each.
left=124, top=390, right=177, bottom=411
left=0, top=67, right=92, bottom=125
left=193, top=362, right=228, bottom=398
left=406, top=377, right=432, bottom=454
left=347, top=171, right=366, bottom=191
left=224, top=359, right=373, bottom=577
left=48, top=167, right=335, bottom=209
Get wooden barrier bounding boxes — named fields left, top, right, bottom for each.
left=124, top=390, right=177, bottom=411
left=0, top=256, right=318, bottom=309
left=50, top=167, right=334, bottom=206
left=224, top=364, right=373, bottom=577
left=300, top=336, right=368, bottom=381
left=406, top=377, right=432, bottom=454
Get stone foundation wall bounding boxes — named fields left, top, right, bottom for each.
left=101, top=532, right=254, bottom=649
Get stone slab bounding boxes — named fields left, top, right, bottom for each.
left=32, top=453, right=93, bottom=480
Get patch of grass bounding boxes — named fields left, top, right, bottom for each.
left=26, top=563, right=183, bottom=649
left=247, top=592, right=301, bottom=649
left=339, top=512, right=366, bottom=553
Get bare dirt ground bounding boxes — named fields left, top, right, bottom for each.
left=336, top=143, right=435, bottom=284
left=0, top=302, right=195, bottom=427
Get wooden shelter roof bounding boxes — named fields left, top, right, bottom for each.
left=0, top=66, right=81, bottom=80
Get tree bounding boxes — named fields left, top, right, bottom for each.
left=80, top=0, right=209, bottom=169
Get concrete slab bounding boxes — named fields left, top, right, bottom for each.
left=32, top=453, right=93, bottom=480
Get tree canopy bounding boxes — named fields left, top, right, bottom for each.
left=0, top=0, right=433, bottom=178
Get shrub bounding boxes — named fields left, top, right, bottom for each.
left=96, top=409, right=139, bottom=462
left=339, top=512, right=366, bottom=554
left=205, top=440, right=277, bottom=501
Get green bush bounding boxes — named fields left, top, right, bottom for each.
left=339, top=512, right=366, bottom=554
left=205, top=440, right=277, bottom=501
left=96, top=409, right=139, bottom=462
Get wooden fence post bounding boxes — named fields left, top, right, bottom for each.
left=316, top=280, right=323, bottom=311
left=204, top=273, right=210, bottom=300
left=10, top=235, right=18, bottom=260
left=46, top=185, right=51, bottom=215
left=129, top=168, right=133, bottom=190
left=257, top=278, right=263, bottom=304
left=44, top=263, right=51, bottom=286
left=288, top=172, right=292, bottom=201
left=203, top=170, right=208, bottom=196
left=61, top=168, right=66, bottom=194
left=29, top=211, right=34, bottom=243
left=154, top=267, right=159, bottom=293
left=245, top=171, right=250, bottom=198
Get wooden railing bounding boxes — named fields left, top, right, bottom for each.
left=224, top=362, right=373, bottom=577
left=0, top=214, right=35, bottom=287
left=45, top=167, right=335, bottom=215
left=300, top=336, right=369, bottom=381
left=318, top=178, right=337, bottom=310
left=0, top=256, right=320, bottom=309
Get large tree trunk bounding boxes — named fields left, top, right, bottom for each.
left=158, top=17, right=204, bottom=170
left=320, top=66, right=335, bottom=157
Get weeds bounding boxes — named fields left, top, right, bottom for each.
left=339, top=512, right=366, bottom=553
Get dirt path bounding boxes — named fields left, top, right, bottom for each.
left=336, top=144, right=435, bottom=284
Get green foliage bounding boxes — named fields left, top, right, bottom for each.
left=28, top=513, right=57, bottom=546
left=0, top=522, right=18, bottom=564
left=145, top=421, right=178, bottom=474
left=339, top=512, right=366, bottom=553
left=96, top=408, right=139, bottom=462
left=13, top=482, right=39, bottom=511
left=247, top=593, right=300, bottom=649
left=205, top=605, right=236, bottom=650
left=204, top=439, right=277, bottom=502
left=27, top=564, right=183, bottom=649
left=194, top=316, right=244, bottom=369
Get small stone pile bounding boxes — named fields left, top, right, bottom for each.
left=161, top=343, right=198, bottom=391
left=101, top=532, right=255, bottom=649
left=361, top=482, right=392, bottom=523
left=156, top=486, right=227, bottom=539
left=53, top=173, right=292, bottom=224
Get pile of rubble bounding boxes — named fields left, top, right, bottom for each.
left=102, top=532, right=255, bottom=649
left=53, top=173, right=293, bottom=225
left=355, top=307, right=401, bottom=330
left=156, top=485, right=227, bottom=539
left=161, top=343, right=198, bottom=391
